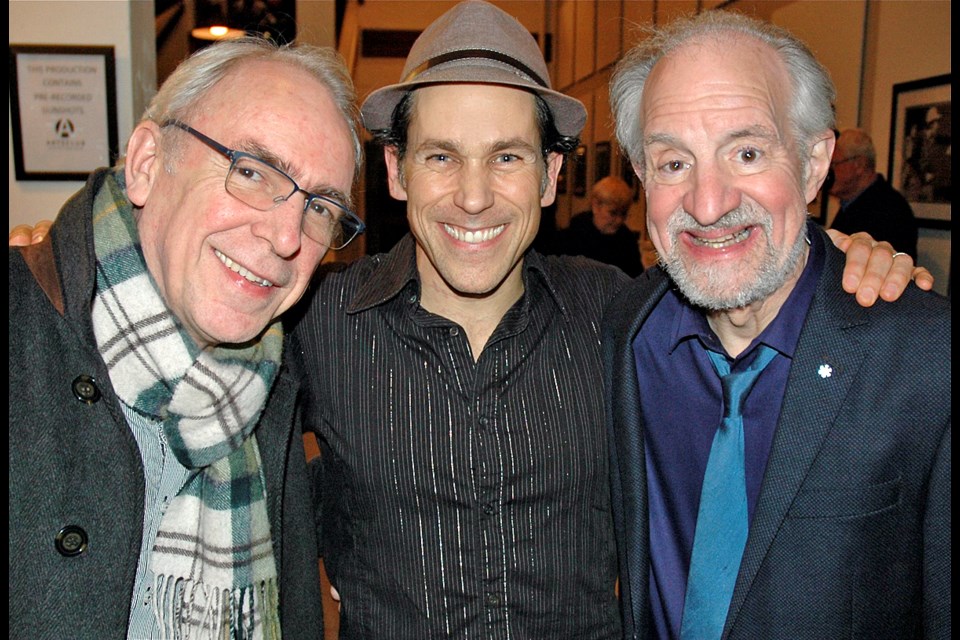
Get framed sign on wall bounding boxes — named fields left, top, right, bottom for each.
left=9, top=44, right=119, bottom=181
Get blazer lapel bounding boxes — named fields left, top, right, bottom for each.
left=605, top=268, right=672, bottom=637
left=726, top=242, right=871, bottom=634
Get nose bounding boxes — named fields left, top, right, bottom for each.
left=682, top=165, right=742, bottom=226
left=453, top=161, right=495, bottom=214
left=251, top=196, right=304, bottom=258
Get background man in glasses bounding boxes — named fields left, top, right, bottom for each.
left=829, top=128, right=919, bottom=260
left=289, top=2, right=932, bottom=638
left=9, top=37, right=362, bottom=639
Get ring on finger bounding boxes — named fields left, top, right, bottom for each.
left=892, top=252, right=908, bottom=259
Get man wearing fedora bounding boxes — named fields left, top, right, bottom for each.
left=294, top=3, right=622, bottom=637
left=287, top=2, right=931, bottom=638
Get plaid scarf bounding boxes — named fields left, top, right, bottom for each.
left=90, top=171, right=282, bottom=639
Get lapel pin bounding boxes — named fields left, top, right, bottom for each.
left=818, top=364, right=833, bottom=379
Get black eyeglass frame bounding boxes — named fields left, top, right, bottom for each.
left=830, top=156, right=860, bottom=167
left=162, top=120, right=365, bottom=250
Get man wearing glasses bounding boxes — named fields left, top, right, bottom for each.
left=9, top=37, right=363, bottom=639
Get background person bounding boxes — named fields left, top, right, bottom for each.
left=829, top=127, right=918, bottom=259
left=9, top=36, right=363, bottom=639
left=606, top=11, right=950, bottom=640
left=554, top=175, right=644, bottom=276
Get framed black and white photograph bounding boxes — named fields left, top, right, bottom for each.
left=9, top=44, right=119, bottom=181
left=888, top=73, right=951, bottom=226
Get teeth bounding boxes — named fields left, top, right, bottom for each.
left=215, top=250, right=274, bottom=287
left=693, top=227, right=751, bottom=249
left=443, top=224, right=506, bottom=244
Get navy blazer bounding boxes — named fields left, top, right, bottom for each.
left=603, top=225, right=951, bottom=640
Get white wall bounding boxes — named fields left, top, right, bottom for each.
left=9, top=0, right=156, bottom=232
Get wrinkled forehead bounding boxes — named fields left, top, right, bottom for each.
left=643, top=34, right=791, bottom=127
left=195, top=61, right=356, bottom=190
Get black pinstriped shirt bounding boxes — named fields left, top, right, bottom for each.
left=294, top=235, right=628, bottom=640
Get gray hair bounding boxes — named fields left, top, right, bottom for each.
left=132, top=36, right=363, bottom=183
left=610, top=10, right=836, bottom=179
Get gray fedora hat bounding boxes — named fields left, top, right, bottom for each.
left=360, top=0, right=587, bottom=137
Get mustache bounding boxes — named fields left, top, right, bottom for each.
left=666, top=202, right=771, bottom=237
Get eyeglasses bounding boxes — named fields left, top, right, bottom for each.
left=831, top=156, right=858, bottom=167
left=163, top=121, right=365, bottom=250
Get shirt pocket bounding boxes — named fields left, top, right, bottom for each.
left=785, top=474, right=901, bottom=520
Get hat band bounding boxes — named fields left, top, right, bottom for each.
left=403, top=49, right=548, bottom=88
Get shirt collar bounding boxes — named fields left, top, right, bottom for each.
left=668, top=222, right=824, bottom=361
left=345, top=234, right=568, bottom=317
left=346, top=234, right=420, bottom=313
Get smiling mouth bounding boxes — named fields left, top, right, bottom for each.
left=689, top=227, right=753, bottom=249
left=443, top=223, right=506, bottom=244
left=215, top=250, right=274, bottom=287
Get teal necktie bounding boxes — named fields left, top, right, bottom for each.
left=679, top=344, right=779, bottom=640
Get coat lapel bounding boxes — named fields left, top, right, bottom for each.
left=605, top=268, right=672, bottom=637
left=726, top=241, right=871, bottom=634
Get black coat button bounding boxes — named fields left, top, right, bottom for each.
left=72, top=375, right=101, bottom=404
left=55, top=525, right=88, bottom=557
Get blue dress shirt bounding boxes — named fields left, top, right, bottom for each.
left=633, top=231, right=824, bottom=639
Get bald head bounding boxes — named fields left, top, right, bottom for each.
left=834, top=128, right=876, bottom=169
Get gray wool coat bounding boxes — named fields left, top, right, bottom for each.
left=9, top=169, right=324, bottom=639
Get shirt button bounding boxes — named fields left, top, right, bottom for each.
left=72, top=375, right=101, bottom=404
left=407, top=293, right=418, bottom=304
left=55, top=525, right=88, bottom=557
left=482, top=502, right=497, bottom=515
left=485, top=592, right=501, bottom=606
left=448, top=327, right=460, bottom=337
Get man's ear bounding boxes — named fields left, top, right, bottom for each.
left=539, top=152, right=565, bottom=207
left=124, top=122, right=163, bottom=208
left=383, top=146, right=409, bottom=201
left=804, top=131, right=836, bottom=204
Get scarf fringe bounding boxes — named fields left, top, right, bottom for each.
left=153, top=574, right=281, bottom=640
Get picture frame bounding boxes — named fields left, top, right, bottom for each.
left=887, top=73, right=951, bottom=228
left=557, top=154, right=568, bottom=195
left=9, top=44, right=119, bottom=181
left=917, top=226, right=951, bottom=298
left=620, top=154, right=640, bottom=202
left=594, top=141, right=611, bottom=183
left=573, top=144, right=588, bottom=197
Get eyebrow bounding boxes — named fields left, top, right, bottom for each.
left=237, top=138, right=352, bottom=208
left=724, top=125, right=781, bottom=145
left=416, top=137, right=539, bottom=155
left=488, top=137, right=539, bottom=154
